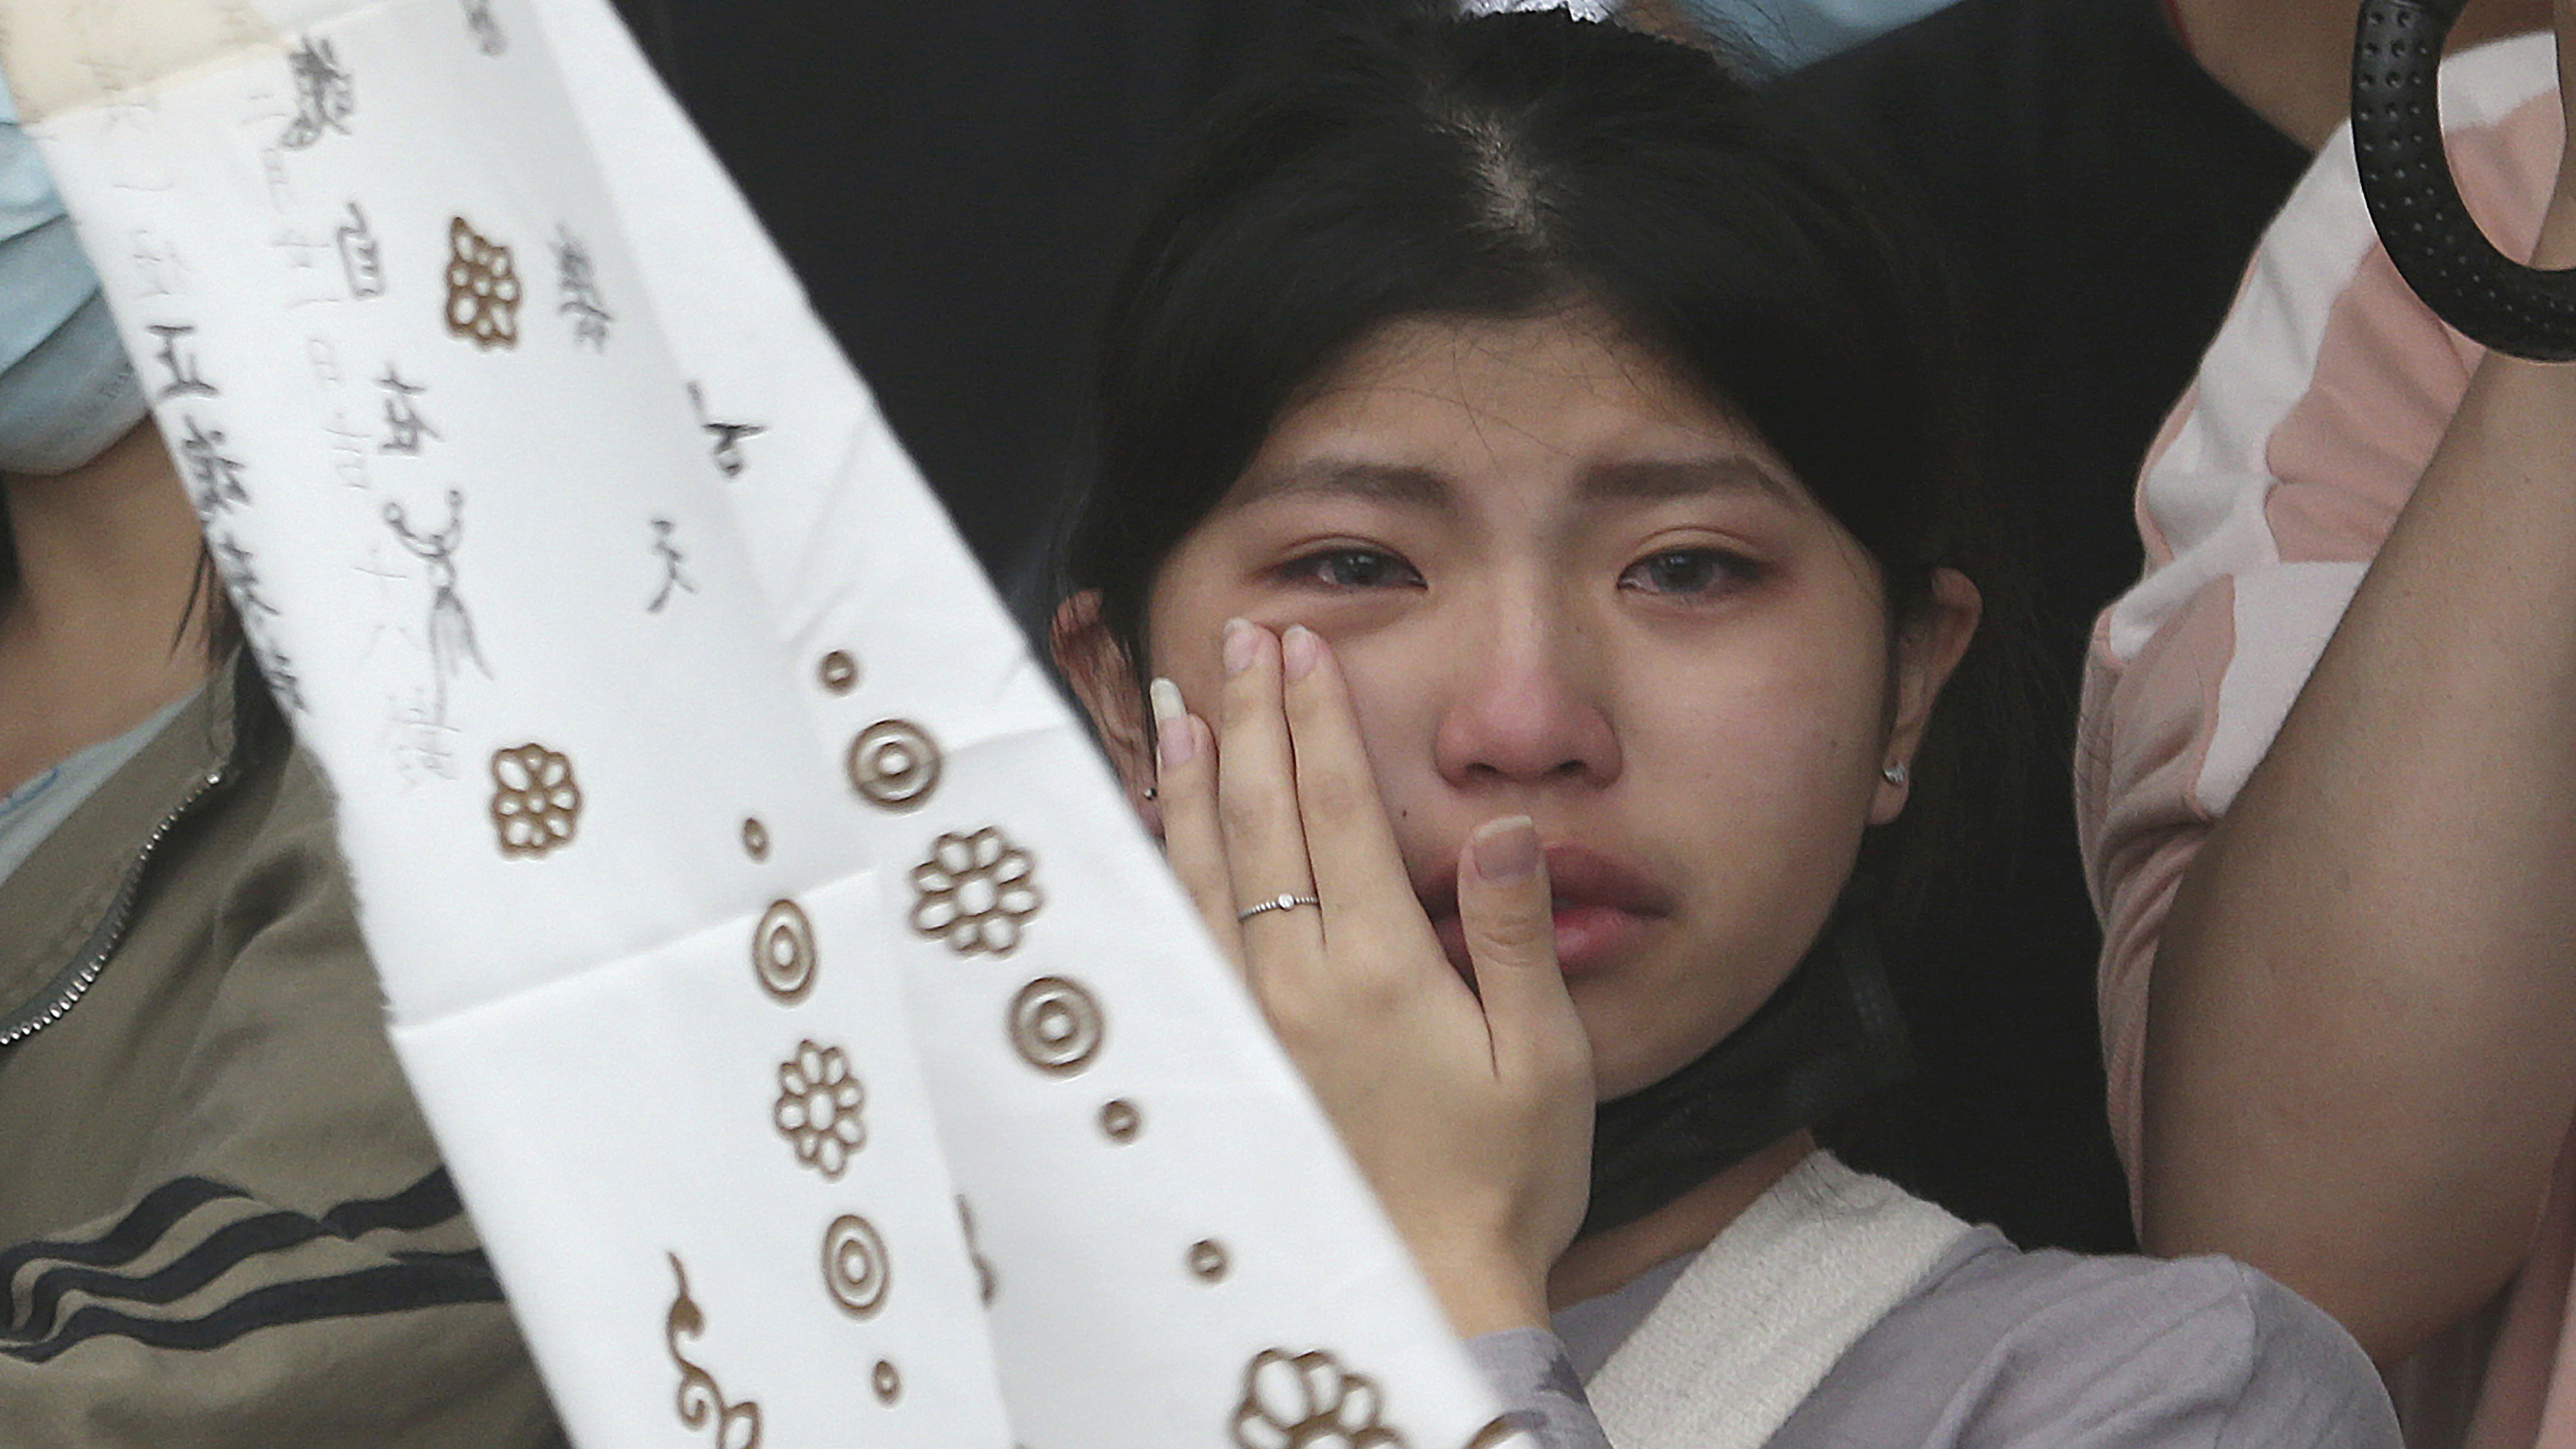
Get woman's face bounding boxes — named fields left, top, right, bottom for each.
left=1076, top=306, right=1973, bottom=1100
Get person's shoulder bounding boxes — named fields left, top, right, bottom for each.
left=1775, top=1233, right=2400, bottom=1448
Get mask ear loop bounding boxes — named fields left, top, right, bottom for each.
left=1577, top=873, right=1912, bottom=1239
left=2351, top=0, right=2576, bottom=361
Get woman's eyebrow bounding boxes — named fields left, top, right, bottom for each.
left=1581, top=456, right=1802, bottom=506
left=1234, top=460, right=1453, bottom=509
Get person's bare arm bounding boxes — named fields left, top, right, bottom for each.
left=2140, top=17, right=2576, bottom=1364
left=2178, top=0, right=2552, bottom=151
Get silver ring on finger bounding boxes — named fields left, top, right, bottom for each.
left=1236, top=892, right=1321, bottom=923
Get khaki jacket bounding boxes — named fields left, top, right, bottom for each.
left=0, top=659, right=562, bottom=1447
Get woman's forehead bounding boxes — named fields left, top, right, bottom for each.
left=1231, top=309, right=1806, bottom=516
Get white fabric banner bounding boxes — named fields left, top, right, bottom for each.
left=0, top=0, right=1521, bottom=1444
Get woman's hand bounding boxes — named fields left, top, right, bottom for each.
left=1148, top=618, right=1593, bottom=1337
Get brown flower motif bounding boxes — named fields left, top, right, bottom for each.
left=1231, top=1349, right=1406, bottom=1449
left=489, top=744, right=580, bottom=857
left=445, top=216, right=522, bottom=349
left=909, top=827, right=1042, bottom=956
left=772, top=1041, right=864, bottom=1177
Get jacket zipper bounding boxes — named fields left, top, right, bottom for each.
left=0, top=762, right=229, bottom=1049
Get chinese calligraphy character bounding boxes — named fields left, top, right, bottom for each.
left=554, top=227, right=611, bottom=350
left=462, top=0, right=507, bottom=54
left=386, top=701, right=461, bottom=782
left=384, top=489, right=490, bottom=724
left=130, top=231, right=186, bottom=298
left=273, top=226, right=338, bottom=306
left=179, top=417, right=249, bottom=515
left=647, top=518, right=695, bottom=612
left=212, top=533, right=281, bottom=620
left=279, top=37, right=354, bottom=149
left=260, top=149, right=295, bottom=213
left=207, top=532, right=306, bottom=713
left=324, top=411, right=372, bottom=490
left=337, top=202, right=385, bottom=298
left=100, top=100, right=177, bottom=192
left=688, top=382, right=765, bottom=478
left=246, top=633, right=308, bottom=713
left=149, top=324, right=217, bottom=400
left=378, top=366, right=438, bottom=454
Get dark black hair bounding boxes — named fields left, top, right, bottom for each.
left=1061, top=7, right=2029, bottom=943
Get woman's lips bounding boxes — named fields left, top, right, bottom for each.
left=1422, top=843, right=1670, bottom=978
left=1430, top=904, right=1654, bottom=977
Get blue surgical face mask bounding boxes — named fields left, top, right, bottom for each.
left=0, top=78, right=148, bottom=477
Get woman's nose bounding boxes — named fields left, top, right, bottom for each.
left=1429, top=608, right=1620, bottom=790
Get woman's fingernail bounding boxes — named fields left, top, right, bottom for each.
left=1469, top=816, right=1540, bottom=882
left=1158, top=713, right=1197, bottom=770
left=1222, top=618, right=1258, bottom=677
left=1149, top=676, right=1185, bottom=724
left=1282, top=624, right=1320, bottom=681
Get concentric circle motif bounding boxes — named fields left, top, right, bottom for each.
left=1188, top=1239, right=1230, bottom=1282
left=1007, top=977, right=1103, bottom=1075
left=753, top=899, right=816, bottom=1002
left=872, top=1360, right=901, bottom=1404
left=741, top=817, right=769, bottom=861
left=822, top=1214, right=889, bottom=1318
left=818, top=650, right=860, bottom=694
left=1100, top=1099, right=1142, bottom=1143
left=847, top=719, right=942, bottom=810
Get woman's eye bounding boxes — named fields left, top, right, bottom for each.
left=1283, top=548, right=1424, bottom=590
left=1620, top=549, right=1754, bottom=598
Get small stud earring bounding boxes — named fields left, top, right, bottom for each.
left=1142, top=785, right=1158, bottom=801
left=1880, top=762, right=1908, bottom=787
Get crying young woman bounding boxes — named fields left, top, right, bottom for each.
left=1050, top=12, right=2396, bottom=1449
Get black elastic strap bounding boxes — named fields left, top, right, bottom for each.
left=2351, top=0, right=2576, bottom=361
left=1580, top=884, right=1912, bottom=1238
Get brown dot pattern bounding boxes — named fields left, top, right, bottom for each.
left=753, top=899, right=816, bottom=1002
left=822, top=1214, right=889, bottom=1318
left=1100, top=1099, right=1141, bottom=1142
left=818, top=650, right=859, bottom=693
left=741, top=817, right=769, bottom=860
left=1007, top=977, right=1102, bottom=1075
left=847, top=719, right=942, bottom=810
left=872, top=1359, right=901, bottom=1404
left=1189, top=1239, right=1229, bottom=1282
